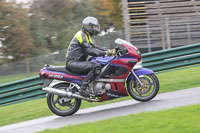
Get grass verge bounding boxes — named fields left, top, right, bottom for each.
left=39, top=103, right=200, bottom=133
left=0, top=65, right=200, bottom=127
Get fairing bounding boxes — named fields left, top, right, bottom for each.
left=89, top=56, right=114, bottom=66
left=40, top=68, right=85, bottom=85
left=127, top=68, right=154, bottom=81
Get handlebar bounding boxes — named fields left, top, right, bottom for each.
left=114, top=46, right=124, bottom=56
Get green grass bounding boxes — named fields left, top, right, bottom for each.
left=157, top=65, right=200, bottom=93
left=39, top=103, right=200, bottom=133
left=0, top=65, right=200, bottom=127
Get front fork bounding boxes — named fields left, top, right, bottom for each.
left=131, top=70, right=144, bottom=88
left=128, top=68, right=154, bottom=88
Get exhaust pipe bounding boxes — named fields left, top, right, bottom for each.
left=43, top=87, right=98, bottom=102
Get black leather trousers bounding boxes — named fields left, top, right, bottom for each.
left=66, top=61, right=101, bottom=84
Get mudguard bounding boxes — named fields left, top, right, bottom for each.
left=127, top=68, right=154, bottom=81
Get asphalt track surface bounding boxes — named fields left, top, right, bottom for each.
left=0, top=87, right=200, bottom=133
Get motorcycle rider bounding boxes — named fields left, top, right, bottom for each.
left=66, top=16, right=115, bottom=97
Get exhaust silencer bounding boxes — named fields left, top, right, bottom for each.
left=43, top=87, right=72, bottom=97
left=43, top=87, right=98, bottom=102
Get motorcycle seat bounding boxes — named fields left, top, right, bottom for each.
left=46, top=66, right=84, bottom=76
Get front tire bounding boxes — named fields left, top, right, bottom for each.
left=127, top=74, right=159, bottom=102
left=47, top=83, right=81, bottom=116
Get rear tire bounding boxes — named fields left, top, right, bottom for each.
left=127, top=74, right=159, bottom=102
left=47, top=83, right=81, bottom=116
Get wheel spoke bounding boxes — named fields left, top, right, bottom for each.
left=54, top=99, right=58, bottom=104
left=67, top=101, right=75, bottom=108
left=68, top=104, right=73, bottom=108
left=53, top=96, right=61, bottom=105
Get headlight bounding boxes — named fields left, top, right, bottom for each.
left=133, top=61, right=143, bottom=69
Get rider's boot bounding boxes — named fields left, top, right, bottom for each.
left=80, top=66, right=100, bottom=97
left=80, top=80, right=95, bottom=97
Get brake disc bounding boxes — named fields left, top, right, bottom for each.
left=135, top=77, right=152, bottom=94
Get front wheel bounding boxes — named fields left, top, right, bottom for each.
left=47, top=83, right=81, bottom=116
left=127, top=73, right=159, bottom=102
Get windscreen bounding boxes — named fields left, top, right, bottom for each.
left=115, top=38, right=138, bottom=50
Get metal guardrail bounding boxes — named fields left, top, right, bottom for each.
left=142, top=43, right=200, bottom=71
left=0, top=43, right=200, bottom=106
left=0, top=76, right=44, bottom=106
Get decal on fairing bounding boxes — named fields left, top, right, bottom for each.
left=48, top=74, right=63, bottom=79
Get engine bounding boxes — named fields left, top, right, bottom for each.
left=93, top=82, right=112, bottom=96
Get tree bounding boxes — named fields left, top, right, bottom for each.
left=29, top=0, right=98, bottom=52
left=0, top=0, right=35, bottom=62
left=89, top=0, right=122, bottom=31
left=29, top=0, right=76, bottom=52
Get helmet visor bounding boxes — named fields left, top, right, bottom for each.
left=93, top=25, right=100, bottom=32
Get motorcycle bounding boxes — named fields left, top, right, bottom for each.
left=39, top=38, right=159, bottom=116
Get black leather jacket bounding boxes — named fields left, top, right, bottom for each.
left=66, top=30, right=107, bottom=62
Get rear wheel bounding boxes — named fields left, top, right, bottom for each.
left=47, top=83, right=81, bottom=116
left=127, top=74, right=159, bottom=102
